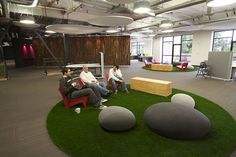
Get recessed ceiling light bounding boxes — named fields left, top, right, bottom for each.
left=160, top=20, right=173, bottom=28
left=140, top=29, right=153, bottom=33
left=130, top=33, right=143, bottom=37
left=20, top=16, right=35, bottom=24
left=106, top=28, right=119, bottom=33
left=133, top=1, right=151, bottom=14
left=45, top=30, right=56, bottom=34
left=162, top=29, right=174, bottom=33
left=206, top=0, right=236, bottom=7
left=149, top=34, right=155, bottom=37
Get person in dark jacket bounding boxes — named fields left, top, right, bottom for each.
left=59, top=68, right=106, bottom=109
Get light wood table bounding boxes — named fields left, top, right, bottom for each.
left=130, top=77, right=172, bottom=97
left=151, top=64, right=173, bottom=71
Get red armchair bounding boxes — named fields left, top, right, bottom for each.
left=105, top=72, right=120, bottom=90
left=58, top=77, right=89, bottom=109
left=176, top=62, right=188, bottom=71
left=144, top=59, right=152, bottom=67
left=152, top=59, right=159, bottom=64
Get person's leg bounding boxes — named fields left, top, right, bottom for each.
left=99, top=82, right=106, bottom=88
left=98, top=84, right=110, bottom=95
left=117, top=77, right=128, bottom=92
left=71, top=88, right=100, bottom=107
left=98, top=82, right=110, bottom=95
left=85, top=83, right=102, bottom=100
left=109, top=78, right=117, bottom=92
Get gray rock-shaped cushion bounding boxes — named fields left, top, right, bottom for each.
left=99, top=106, right=136, bottom=131
left=171, top=93, right=195, bottom=108
left=144, top=102, right=211, bottom=140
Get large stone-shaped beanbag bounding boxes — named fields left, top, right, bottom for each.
left=144, top=102, right=211, bottom=139
left=99, top=106, right=136, bottom=131
left=171, top=93, right=195, bottom=108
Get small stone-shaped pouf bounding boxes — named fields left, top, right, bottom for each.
left=171, top=93, right=195, bottom=108
left=144, top=102, right=211, bottom=140
left=99, top=106, right=136, bottom=131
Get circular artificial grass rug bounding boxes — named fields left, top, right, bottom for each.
left=47, top=88, right=236, bottom=157
left=142, top=66, right=198, bottom=72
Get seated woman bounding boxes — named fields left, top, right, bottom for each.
left=108, top=65, right=129, bottom=95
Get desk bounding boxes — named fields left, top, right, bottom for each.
left=151, top=64, right=173, bottom=71
left=130, top=77, right=172, bottom=97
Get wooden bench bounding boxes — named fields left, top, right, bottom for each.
left=151, top=64, right=173, bottom=71
left=130, top=77, right=172, bottom=97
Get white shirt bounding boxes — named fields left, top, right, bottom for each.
left=80, top=71, right=97, bottom=84
left=108, top=68, right=123, bottom=81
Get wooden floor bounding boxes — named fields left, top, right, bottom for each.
left=0, top=60, right=236, bottom=157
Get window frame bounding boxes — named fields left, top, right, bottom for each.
left=162, top=34, right=192, bottom=64
left=212, top=29, right=236, bottom=52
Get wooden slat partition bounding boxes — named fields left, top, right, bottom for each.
left=32, top=37, right=64, bottom=66
left=33, top=36, right=130, bottom=66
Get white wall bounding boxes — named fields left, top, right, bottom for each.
left=152, top=36, right=162, bottom=62
left=151, top=31, right=213, bottom=64
left=143, top=38, right=153, bottom=56
left=191, top=31, right=213, bottom=65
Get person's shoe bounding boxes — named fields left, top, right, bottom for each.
left=103, top=91, right=112, bottom=98
left=99, top=105, right=107, bottom=110
left=101, top=98, right=108, bottom=103
left=114, top=90, right=118, bottom=95
left=107, top=91, right=112, bottom=96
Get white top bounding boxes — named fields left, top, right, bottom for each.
left=80, top=71, right=97, bottom=84
left=108, top=68, right=123, bottom=81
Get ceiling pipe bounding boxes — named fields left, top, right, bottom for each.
left=154, top=0, right=207, bottom=15
left=173, top=8, right=236, bottom=25
left=8, top=0, right=38, bottom=7
left=76, top=0, right=114, bottom=10
left=150, top=0, right=172, bottom=7
left=7, top=0, right=28, bottom=5
left=134, top=0, right=207, bottom=21
left=129, top=7, right=236, bottom=33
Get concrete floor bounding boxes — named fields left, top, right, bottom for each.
left=0, top=60, right=235, bottom=157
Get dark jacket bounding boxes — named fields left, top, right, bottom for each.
left=59, top=76, right=76, bottom=99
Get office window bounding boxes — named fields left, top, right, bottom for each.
left=181, top=35, right=193, bottom=62
left=212, top=30, right=236, bottom=52
left=130, top=42, right=144, bottom=56
left=162, top=37, right=173, bottom=64
left=162, top=35, right=192, bottom=63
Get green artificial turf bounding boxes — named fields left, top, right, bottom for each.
left=47, top=88, right=236, bottom=157
left=142, top=66, right=198, bottom=72
left=0, top=65, right=5, bottom=73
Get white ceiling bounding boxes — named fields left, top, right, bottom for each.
left=7, top=0, right=236, bottom=35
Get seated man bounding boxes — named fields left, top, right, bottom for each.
left=80, top=64, right=111, bottom=102
left=108, top=65, right=129, bottom=95
left=59, top=68, right=106, bottom=109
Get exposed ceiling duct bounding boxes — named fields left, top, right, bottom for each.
left=4, top=0, right=236, bottom=35
left=8, top=0, right=38, bottom=6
